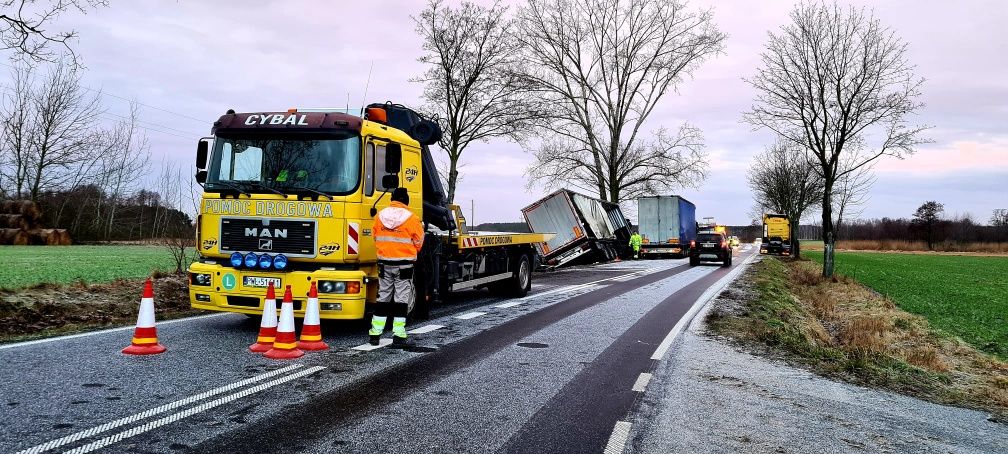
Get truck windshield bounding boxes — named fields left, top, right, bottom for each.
left=206, top=134, right=362, bottom=195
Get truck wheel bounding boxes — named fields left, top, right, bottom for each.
left=507, top=253, right=532, bottom=297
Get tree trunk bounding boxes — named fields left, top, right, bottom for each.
left=446, top=161, right=458, bottom=205
left=790, top=219, right=801, bottom=259
left=821, top=182, right=836, bottom=278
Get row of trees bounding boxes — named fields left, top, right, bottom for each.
left=744, top=2, right=930, bottom=275
left=413, top=0, right=723, bottom=206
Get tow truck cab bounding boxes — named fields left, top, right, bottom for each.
left=188, top=108, right=426, bottom=319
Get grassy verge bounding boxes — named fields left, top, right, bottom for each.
left=0, top=245, right=180, bottom=289
left=0, top=274, right=201, bottom=343
left=804, top=251, right=1007, bottom=359
left=707, top=257, right=1008, bottom=420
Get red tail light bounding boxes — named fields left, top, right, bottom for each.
left=690, top=240, right=696, bottom=247
left=721, top=240, right=726, bottom=247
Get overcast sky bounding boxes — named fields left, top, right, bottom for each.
left=20, top=0, right=1008, bottom=225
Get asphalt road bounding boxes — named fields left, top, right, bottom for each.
left=1, top=246, right=757, bottom=454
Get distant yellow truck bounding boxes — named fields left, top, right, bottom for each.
left=760, top=214, right=791, bottom=255
left=188, top=103, right=549, bottom=320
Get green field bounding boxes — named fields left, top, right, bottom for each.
left=806, top=250, right=1008, bottom=358
left=0, top=246, right=180, bottom=289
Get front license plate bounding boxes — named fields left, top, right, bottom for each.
left=243, top=276, right=281, bottom=288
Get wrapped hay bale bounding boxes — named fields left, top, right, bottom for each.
left=0, top=214, right=30, bottom=230
left=0, top=228, right=29, bottom=245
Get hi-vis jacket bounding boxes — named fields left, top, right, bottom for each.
left=374, top=201, right=425, bottom=262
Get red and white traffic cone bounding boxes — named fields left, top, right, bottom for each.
left=264, top=285, right=304, bottom=360
left=297, top=282, right=328, bottom=351
left=122, top=279, right=167, bottom=355
left=249, top=282, right=279, bottom=353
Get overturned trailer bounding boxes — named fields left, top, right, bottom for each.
left=522, top=189, right=630, bottom=267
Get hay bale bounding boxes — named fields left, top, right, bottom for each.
left=0, top=228, right=29, bottom=245
left=0, top=214, right=30, bottom=230
left=0, top=199, right=42, bottom=222
left=54, top=229, right=72, bottom=245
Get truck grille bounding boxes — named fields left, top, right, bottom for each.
left=220, top=218, right=316, bottom=256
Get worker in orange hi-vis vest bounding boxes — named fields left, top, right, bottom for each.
left=369, top=187, right=425, bottom=348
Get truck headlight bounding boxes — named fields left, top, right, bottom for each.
left=190, top=273, right=211, bottom=286
left=316, top=281, right=361, bottom=294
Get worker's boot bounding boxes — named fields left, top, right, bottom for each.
left=391, top=336, right=415, bottom=349
left=369, top=334, right=380, bottom=346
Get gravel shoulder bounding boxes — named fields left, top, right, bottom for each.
left=627, top=260, right=1008, bottom=453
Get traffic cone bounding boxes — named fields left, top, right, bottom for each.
left=297, top=282, right=328, bottom=351
left=249, top=283, right=279, bottom=353
left=264, top=285, right=304, bottom=360
left=122, top=279, right=167, bottom=355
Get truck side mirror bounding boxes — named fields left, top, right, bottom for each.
left=195, top=170, right=208, bottom=184
left=196, top=138, right=211, bottom=170
left=381, top=174, right=399, bottom=189
left=385, top=142, right=402, bottom=174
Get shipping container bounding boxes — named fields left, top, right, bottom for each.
left=636, top=195, right=697, bottom=257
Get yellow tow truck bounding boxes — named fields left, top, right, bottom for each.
left=188, top=103, right=550, bottom=319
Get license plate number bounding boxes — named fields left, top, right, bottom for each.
left=244, top=276, right=281, bottom=288
left=702, top=243, right=715, bottom=248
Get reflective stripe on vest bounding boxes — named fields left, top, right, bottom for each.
left=375, top=235, right=414, bottom=244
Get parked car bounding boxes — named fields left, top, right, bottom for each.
left=689, top=232, right=732, bottom=267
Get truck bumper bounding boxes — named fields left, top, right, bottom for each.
left=187, top=262, right=368, bottom=320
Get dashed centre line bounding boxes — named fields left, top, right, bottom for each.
left=352, top=339, right=393, bottom=351
left=408, top=324, right=445, bottom=334
left=455, top=311, right=487, bottom=320
left=494, top=301, right=524, bottom=309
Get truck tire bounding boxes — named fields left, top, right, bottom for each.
left=505, top=252, right=532, bottom=297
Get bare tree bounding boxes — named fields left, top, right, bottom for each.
left=744, top=2, right=929, bottom=277
left=0, top=0, right=107, bottom=67
left=747, top=139, right=824, bottom=258
left=157, top=162, right=195, bottom=273
left=26, top=60, right=103, bottom=200
left=101, top=102, right=150, bottom=240
left=992, top=209, right=1008, bottom=227
left=515, top=0, right=724, bottom=203
left=0, top=63, right=34, bottom=196
left=413, top=0, right=535, bottom=204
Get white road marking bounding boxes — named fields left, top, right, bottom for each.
left=63, top=366, right=326, bottom=454
left=407, top=324, right=444, bottom=334
left=631, top=373, right=653, bottom=392
left=0, top=313, right=232, bottom=351
left=16, top=364, right=304, bottom=454
left=352, top=339, right=393, bottom=351
left=494, top=301, right=524, bottom=309
left=522, top=268, right=650, bottom=300
left=603, top=420, right=632, bottom=454
left=650, top=252, right=759, bottom=360
left=455, top=311, right=487, bottom=320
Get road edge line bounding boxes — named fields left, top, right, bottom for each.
left=603, top=420, right=632, bottom=454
